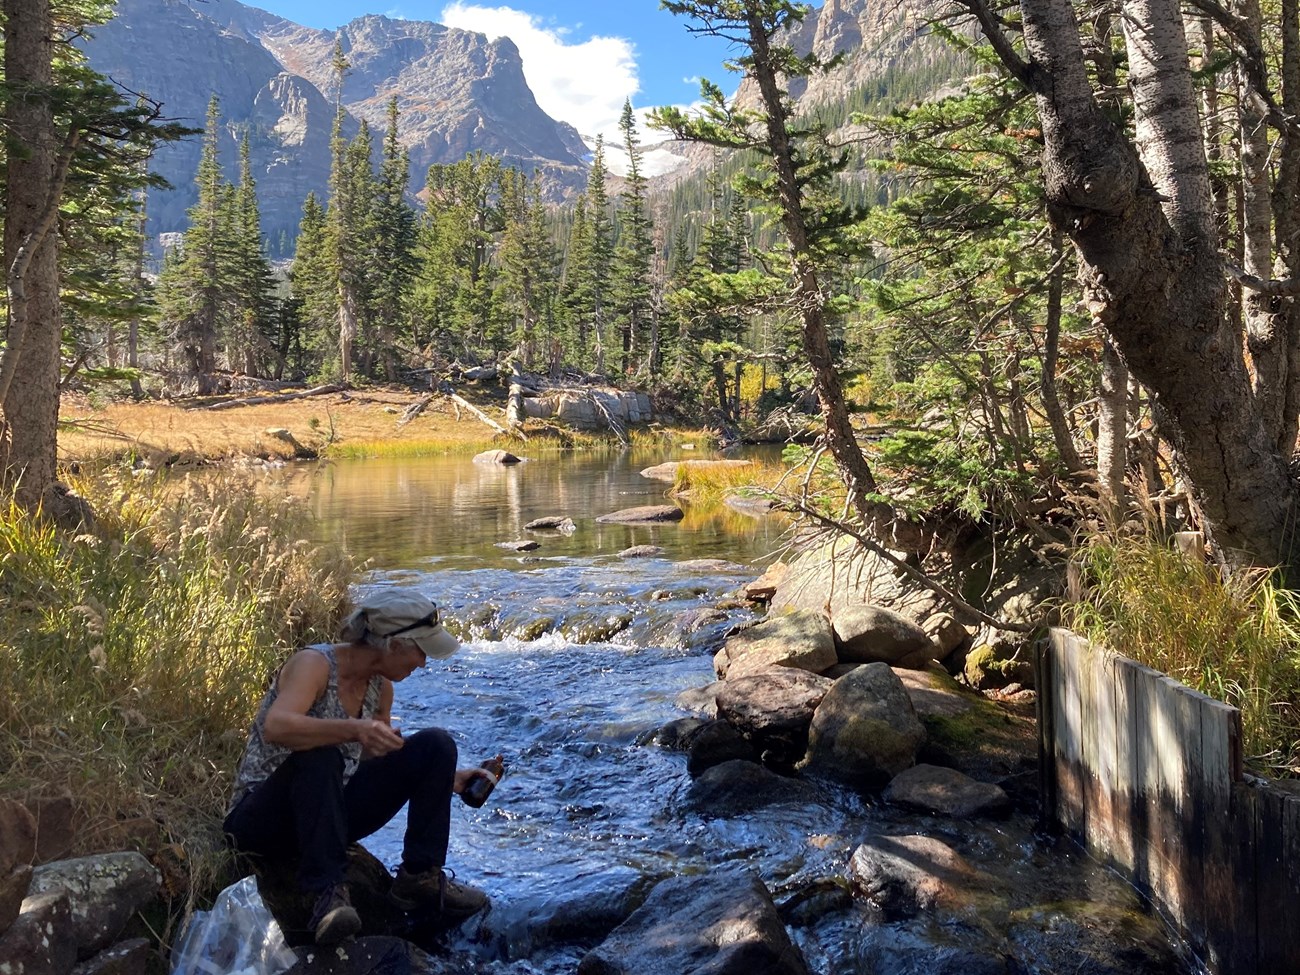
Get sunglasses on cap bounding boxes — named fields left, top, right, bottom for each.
left=384, top=604, right=441, bottom=637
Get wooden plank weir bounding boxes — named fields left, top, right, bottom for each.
left=1042, top=629, right=1299, bottom=974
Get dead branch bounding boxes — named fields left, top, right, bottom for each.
left=194, top=384, right=346, bottom=411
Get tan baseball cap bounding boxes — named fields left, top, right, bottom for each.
left=343, top=589, right=459, bottom=660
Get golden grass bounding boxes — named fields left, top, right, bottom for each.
left=1064, top=533, right=1300, bottom=775
left=669, top=458, right=789, bottom=504
left=0, top=468, right=359, bottom=925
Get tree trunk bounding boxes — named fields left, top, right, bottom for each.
left=993, top=0, right=1300, bottom=569
left=744, top=9, right=894, bottom=533
left=1097, top=336, right=1129, bottom=511
left=1041, top=229, right=1084, bottom=471
left=1278, top=0, right=1300, bottom=455
left=2, top=0, right=63, bottom=509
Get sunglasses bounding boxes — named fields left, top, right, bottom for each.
left=385, top=604, right=440, bottom=637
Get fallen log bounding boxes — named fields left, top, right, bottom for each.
left=447, top=392, right=529, bottom=442
left=396, top=394, right=432, bottom=429
left=195, top=383, right=345, bottom=411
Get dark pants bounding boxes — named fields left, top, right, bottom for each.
left=224, top=728, right=457, bottom=893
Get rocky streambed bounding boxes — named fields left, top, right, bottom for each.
left=290, top=543, right=1198, bottom=975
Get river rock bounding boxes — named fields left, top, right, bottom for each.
left=638, top=459, right=753, bottom=482
left=473, top=449, right=522, bottom=465
left=284, top=935, right=444, bottom=974
left=724, top=495, right=777, bottom=517
left=525, top=516, right=575, bottom=530
left=686, top=721, right=757, bottom=776
left=674, top=683, right=722, bottom=718
left=71, top=937, right=151, bottom=975
left=832, top=605, right=935, bottom=666
left=0, top=865, right=32, bottom=936
left=619, top=545, right=664, bottom=558
left=770, top=538, right=938, bottom=623
left=0, top=891, right=76, bottom=975
left=26, top=852, right=161, bottom=959
left=714, top=611, right=836, bottom=680
left=496, top=539, right=540, bottom=552
left=1005, top=900, right=1185, bottom=975
left=0, top=800, right=37, bottom=874
left=643, top=717, right=708, bottom=750
left=924, top=612, right=973, bottom=657
left=882, top=764, right=1011, bottom=819
left=595, top=505, right=684, bottom=524
left=686, top=760, right=817, bottom=814
left=853, top=928, right=1008, bottom=975
left=801, top=663, right=925, bottom=787
left=576, top=868, right=810, bottom=975
left=848, top=834, right=973, bottom=919
left=894, top=665, right=977, bottom=721
left=964, top=644, right=1035, bottom=690
left=482, top=865, right=662, bottom=959
left=742, top=561, right=788, bottom=603
left=716, top=670, right=834, bottom=770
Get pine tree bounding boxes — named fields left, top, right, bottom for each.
left=371, top=97, right=418, bottom=379
left=564, top=138, right=613, bottom=374
left=611, top=100, right=657, bottom=378
left=229, top=132, right=275, bottom=377
left=157, top=94, right=236, bottom=394
left=289, top=192, right=335, bottom=378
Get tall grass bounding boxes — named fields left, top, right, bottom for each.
left=669, top=459, right=789, bottom=504
left=1064, top=533, right=1300, bottom=774
left=0, top=468, right=358, bottom=899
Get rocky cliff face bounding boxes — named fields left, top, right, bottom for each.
left=80, top=0, right=589, bottom=247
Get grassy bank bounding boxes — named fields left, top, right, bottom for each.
left=0, top=468, right=358, bottom=925
left=1064, top=533, right=1300, bottom=775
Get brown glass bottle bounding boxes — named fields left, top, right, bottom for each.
left=461, top=754, right=505, bottom=808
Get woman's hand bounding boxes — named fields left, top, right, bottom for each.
left=453, top=767, right=493, bottom=795
left=356, top=719, right=404, bottom=758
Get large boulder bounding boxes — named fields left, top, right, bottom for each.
left=595, top=505, right=684, bottom=524
left=686, top=760, right=818, bottom=815
left=770, top=539, right=939, bottom=623
left=714, top=611, right=836, bottom=680
left=576, top=869, right=810, bottom=975
left=0, top=800, right=37, bottom=874
left=26, top=852, right=161, bottom=960
left=801, top=663, right=925, bottom=788
left=0, top=891, right=77, bottom=975
left=882, top=764, right=1011, bottom=819
left=848, top=834, right=973, bottom=919
left=716, top=670, right=834, bottom=769
left=832, top=605, right=935, bottom=667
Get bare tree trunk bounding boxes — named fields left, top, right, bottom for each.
left=1278, top=0, right=1300, bottom=455
left=1041, top=229, right=1084, bottom=470
left=1097, top=337, right=1129, bottom=511
left=337, top=285, right=357, bottom=379
left=2, top=0, right=64, bottom=508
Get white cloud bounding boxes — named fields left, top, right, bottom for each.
left=439, top=3, right=638, bottom=151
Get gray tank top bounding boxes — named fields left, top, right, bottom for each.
left=229, top=644, right=383, bottom=810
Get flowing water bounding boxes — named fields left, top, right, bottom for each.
left=284, top=448, right=1195, bottom=975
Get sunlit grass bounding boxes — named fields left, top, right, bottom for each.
left=1063, top=532, right=1300, bottom=774
left=670, top=459, right=789, bottom=504
left=0, top=468, right=359, bottom=920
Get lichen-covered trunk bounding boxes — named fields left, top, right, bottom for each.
left=1013, top=0, right=1300, bottom=569
left=1, top=0, right=62, bottom=509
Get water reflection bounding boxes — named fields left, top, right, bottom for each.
left=288, top=448, right=789, bottom=569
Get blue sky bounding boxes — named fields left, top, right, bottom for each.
left=251, top=1, right=778, bottom=157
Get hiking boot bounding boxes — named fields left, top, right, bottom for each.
left=389, top=866, right=489, bottom=920
left=308, top=883, right=361, bottom=945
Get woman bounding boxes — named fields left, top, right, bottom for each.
left=224, top=589, right=492, bottom=945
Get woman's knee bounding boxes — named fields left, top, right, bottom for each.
left=405, top=727, right=457, bottom=770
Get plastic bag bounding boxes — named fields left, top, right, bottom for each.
left=170, top=875, right=298, bottom=975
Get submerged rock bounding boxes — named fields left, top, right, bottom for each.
left=577, top=869, right=810, bottom=975
left=474, top=449, right=523, bottom=465
left=686, top=760, right=817, bottom=814
left=496, top=539, right=541, bottom=552
left=619, top=545, right=664, bottom=558
left=882, top=764, right=1011, bottom=819
left=686, top=721, right=756, bottom=776
left=525, top=516, right=575, bottom=531
left=595, top=505, right=684, bottom=524
left=849, top=834, right=973, bottom=919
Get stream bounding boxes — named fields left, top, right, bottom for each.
left=283, top=448, right=1197, bottom=974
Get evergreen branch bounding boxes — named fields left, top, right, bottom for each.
left=950, top=0, right=1036, bottom=89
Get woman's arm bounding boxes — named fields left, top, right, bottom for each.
left=262, top=650, right=402, bottom=755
